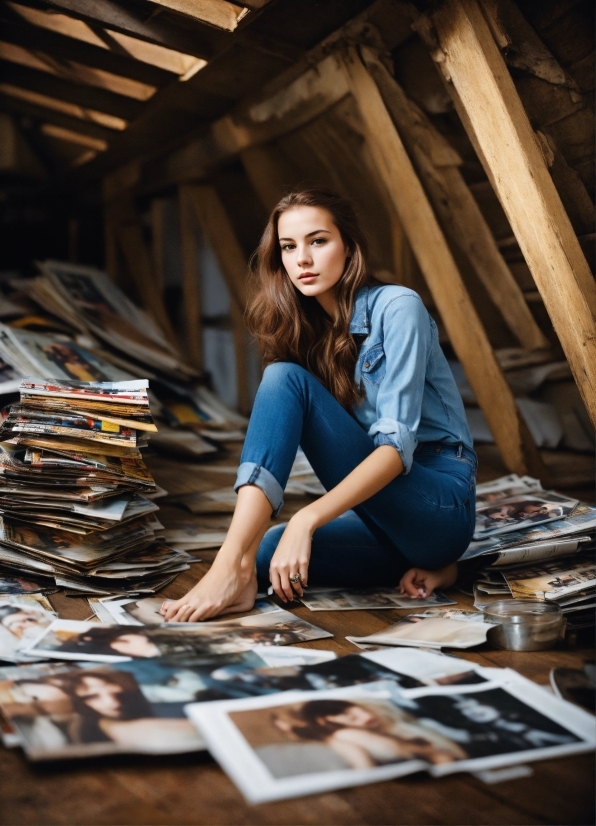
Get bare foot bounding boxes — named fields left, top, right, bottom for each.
left=398, top=562, right=458, bottom=599
left=160, top=562, right=257, bottom=622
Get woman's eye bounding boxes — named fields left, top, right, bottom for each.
left=281, top=243, right=295, bottom=252
left=312, top=238, right=326, bottom=246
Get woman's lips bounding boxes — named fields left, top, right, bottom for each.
left=298, top=273, right=318, bottom=282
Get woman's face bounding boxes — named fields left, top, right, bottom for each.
left=109, top=634, right=160, bottom=658
left=278, top=206, right=349, bottom=306
left=456, top=699, right=499, bottom=723
left=75, top=676, right=124, bottom=718
left=324, top=704, right=379, bottom=729
left=1, top=609, right=47, bottom=639
left=487, top=505, right=515, bottom=521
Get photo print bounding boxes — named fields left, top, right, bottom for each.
left=347, top=611, right=495, bottom=650
left=474, top=493, right=578, bottom=540
left=184, top=679, right=595, bottom=803
left=26, top=609, right=332, bottom=663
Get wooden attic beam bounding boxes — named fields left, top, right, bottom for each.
left=0, top=16, right=176, bottom=87
left=0, top=91, right=117, bottom=142
left=153, top=53, right=352, bottom=188
left=429, top=0, right=596, bottom=428
left=12, top=0, right=222, bottom=60
left=361, top=49, right=549, bottom=352
left=342, top=48, right=546, bottom=480
left=146, top=0, right=247, bottom=32
left=0, top=60, right=143, bottom=120
left=187, top=185, right=250, bottom=416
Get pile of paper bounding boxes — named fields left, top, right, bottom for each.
left=460, top=475, right=595, bottom=630
left=0, top=378, right=191, bottom=596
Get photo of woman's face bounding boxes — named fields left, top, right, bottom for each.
left=324, top=704, right=379, bottom=730
left=1, top=609, right=49, bottom=639
left=278, top=206, right=349, bottom=301
left=109, top=634, right=160, bottom=658
left=75, top=676, right=124, bottom=718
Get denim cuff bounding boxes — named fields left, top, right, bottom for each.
left=368, top=418, right=417, bottom=474
left=234, top=462, right=284, bottom=517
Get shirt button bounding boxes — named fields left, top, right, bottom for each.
left=435, top=446, right=441, bottom=453
left=364, top=362, right=370, bottom=368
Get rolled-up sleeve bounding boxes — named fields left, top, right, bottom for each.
left=368, top=295, right=431, bottom=474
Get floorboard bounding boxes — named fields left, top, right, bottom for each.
left=1, top=444, right=594, bottom=825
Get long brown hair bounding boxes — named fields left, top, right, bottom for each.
left=246, top=189, right=377, bottom=408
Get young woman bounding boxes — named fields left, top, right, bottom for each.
left=161, top=189, right=476, bottom=623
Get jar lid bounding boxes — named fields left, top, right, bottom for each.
left=483, top=599, right=562, bottom=624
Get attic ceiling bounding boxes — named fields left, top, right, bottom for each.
left=0, top=0, right=376, bottom=190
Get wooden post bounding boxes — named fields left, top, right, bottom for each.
left=342, top=48, right=547, bottom=480
left=150, top=198, right=167, bottom=295
left=240, top=144, right=297, bottom=213
left=116, top=221, right=180, bottom=351
left=184, top=184, right=251, bottom=415
left=178, top=185, right=203, bottom=370
left=362, top=49, right=549, bottom=351
left=428, top=0, right=596, bottom=427
left=103, top=203, right=121, bottom=283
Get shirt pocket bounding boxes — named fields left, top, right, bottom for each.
left=361, top=343, right=385, bottom=386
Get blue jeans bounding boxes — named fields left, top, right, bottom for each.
left=234, top=363, right=477, bottom=590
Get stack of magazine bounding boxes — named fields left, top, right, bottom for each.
left=461, top=474, right=595, bottom=631
left=0, top=378, right=190, bottom=596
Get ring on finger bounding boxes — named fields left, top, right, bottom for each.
left=289, top=573, right=302, bottom=584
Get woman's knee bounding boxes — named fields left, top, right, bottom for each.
left=256, top=524, right=286, bottom=587
left=261, top=361, right=309, bottom=388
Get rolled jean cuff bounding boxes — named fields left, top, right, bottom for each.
left=234, top=462, right=284, bottom=517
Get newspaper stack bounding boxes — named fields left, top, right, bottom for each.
left=461, top=474, right=595, bottom=632
left=0, top=378, right=192, bottom=596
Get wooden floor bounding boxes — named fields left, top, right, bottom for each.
left=1, top=444, right=594, bottom=826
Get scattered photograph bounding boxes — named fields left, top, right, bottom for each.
left=346, top=610, right=495, bottom=650
left=298, top=588, right=456, bottom=612
left=185, top=678, right=594, bottom=803
left=0, top=597, right=56, bottom=663
left=26, top=609, right=332, bottom=663
left=0, top=651, right=273, bottom=760
left=0, top=573, right=52, bottom=595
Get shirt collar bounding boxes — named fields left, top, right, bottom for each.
left=349, top=286, right=371, bottom=335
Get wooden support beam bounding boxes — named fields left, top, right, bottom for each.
left=428, top=0, right=596, bottom=427
left=13, top=0, right=222, bottom=60
left=146, top=0, right=246, bottom=32
left=112, top=201, right=180, bottom=351
left=103, top=203, right=121, bottom=284
left=178, top=185, right=203, bottom=369
left=187, top=184, right=248, bottom=308
left=362, top=50, right=549, bottom=351
left=153, top=53, right=352, bottom=188
left=0, top=92, right=117, bottom=143
left=0, top=16, right=176, bottom=87
left=239, top=144, right=297, bottom=212
left=342, top=48, right=547, bottom=480
left=184, top=184, right=250, bottom=414
left=150, top=198, right=167, bottom=295
left=0, top=60, right=142, bottom=121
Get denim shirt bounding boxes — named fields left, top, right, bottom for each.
left=351, top=285, right=472, bottom=474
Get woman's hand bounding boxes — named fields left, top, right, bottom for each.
left=398, top=562, right=458, bottom=599
left=269, top=511, right=315, bottom=602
